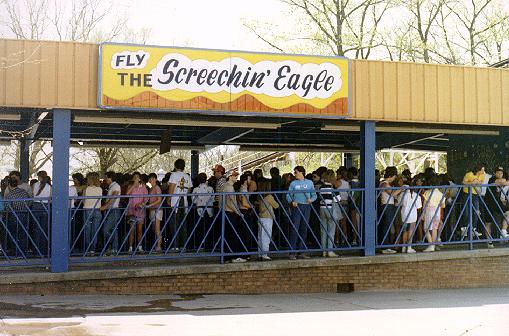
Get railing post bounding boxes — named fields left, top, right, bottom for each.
left=51, top=109, right=71, bottom=272
left=361, top=121, right=376, bottom=256
left=220, top=194, right=226, bottom=264
left=469, top=186, right=473, bottom=250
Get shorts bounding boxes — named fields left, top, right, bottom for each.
left=423, top=206, right=440, bottom=231
left=150, top=209, right=163, bottom=221
left=127, top=215, right=140, bottom=226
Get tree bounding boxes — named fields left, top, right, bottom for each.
left=0, top=0, right=155, bottom=176
left=244, top=0, right=398, bottom=58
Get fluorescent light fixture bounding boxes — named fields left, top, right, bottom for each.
left=322, top=125, right=499, bottom=135
left=0, top=113, right=21, bottom=121
left=74, top=115, right=280, bottom=129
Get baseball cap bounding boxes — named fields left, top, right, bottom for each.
left=225, top=170, right=239, bottom=179
left=213, top=164, right=225, bottom=173
left=495, top=166, right=504, bottom=172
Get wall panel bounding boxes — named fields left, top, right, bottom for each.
left=0, top=39, right=508, bottom=127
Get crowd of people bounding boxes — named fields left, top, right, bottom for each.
left=1, top=159, right=509, bottom=262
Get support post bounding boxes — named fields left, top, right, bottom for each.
left=19, top=138, right=30, bottom=182
left=344, top=153, right=353, bottom=168
left=51, top=109, right=71, bottom=272
left=191, top=150, right=199, bottom=179
left=361, top=121, right=376, bottom=256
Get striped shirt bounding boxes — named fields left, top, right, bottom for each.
left=319, top=183, right=341, bottom=207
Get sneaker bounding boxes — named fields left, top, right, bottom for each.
left=381, top=249, right=397, bottom=254
left=260, top=255, right=272, bottom=261
left=487, top=243, right=495, bottom=249
left=128, top=246, right=133, bottom=253
left=327, top=251, right=338, bottom=258
left=473, top=229, right=482, bottom=238
left=137, top=246, right=144, bottom=253
left=435, top=246, right=441, bottom=251
left=231, top=257, right=247, bottom=263
left=501, top=229, right=509, bottom=238
left=460, top=227, right=467, bottom=238
left=111, top=249, right=118, bottom=255
left=423, top=245, right=435, bottom=252
left=322, top=252, right=327, bottom=257
left=407, top=247, right=416, bottom=253
left=402, top=247, right=407, bottom=253
left=297, top=254, right=310, bottom=259
left=288, top=255, right=297, bottom=260
left=90, top=251, right=95, bottom=257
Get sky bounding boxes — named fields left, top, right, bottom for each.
left=114, top=0, right=289, bottom=52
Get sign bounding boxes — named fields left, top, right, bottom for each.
left=98, top=43, right=350, bottom=118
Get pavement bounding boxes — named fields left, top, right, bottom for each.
left=1, top=288, right=509, bottom=335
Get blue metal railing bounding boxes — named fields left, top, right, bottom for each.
left=2, top=183, right=509, bottom=270
left=376, top=184, right=509, bottom=251
left=0, top=196, right=51, bottom=267
left=67, top=188, right=364, bottom=263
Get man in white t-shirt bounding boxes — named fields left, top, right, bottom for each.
left=167, top=159, right=193, bottom=250
left=99, top=171, right=121, bottom=253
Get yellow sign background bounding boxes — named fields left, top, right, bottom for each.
left=99, top=43, right=349, bottom=113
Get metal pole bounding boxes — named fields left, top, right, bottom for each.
left=220, top=194, right=226, bottom=264
left=361, top=121, right=376, bottom=256
left=19, top=138, right=30, bottom=182
left=51, top=109, right=71, bottom=273
left=190, top=150, right=199, bottom=179
left=469, top=186, right=473, bottom=250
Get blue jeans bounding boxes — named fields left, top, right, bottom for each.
left=83, top=209, right=102, bottom=253
left=102, top=208, right=120, bottom=251
left=289, top=203, right=311, bottom=252
left=31, top=202, right=49, bottom=256
left=378, top=204, right=396, bottom=245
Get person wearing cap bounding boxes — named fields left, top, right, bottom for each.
left=208, top=164, right=226, bottom=250
left=286, top=166, right=317, bottom=260
left=222, top=170, right=247, bottom=263
left=485, top=167, right=509, bottom=247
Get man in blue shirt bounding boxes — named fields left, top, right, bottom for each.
left=286, top=166, right=317, bottom=259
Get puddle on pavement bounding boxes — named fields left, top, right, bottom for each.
left=0, top=295, right=247, bottom=319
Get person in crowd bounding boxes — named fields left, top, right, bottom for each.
left=270, top=167, right=282, bottom=192
left=398, top=176, right=422, bottom=253
left=461, top=165, right=485, bottom=239
left=32, top=171, right=51, bottom=256
left=286, top=166, right=317, bottom=260
left=253, top=169, right=265, bottom=184
left=82, top=172, right=102, bottom=256
left=378, top=166, right=401, bottom=254
left=401, top=169, right=412, bottom=184
left=167, top=159, right=193, bottom=251
left=348, top=167, right=362, bottom=246
left=238, top=173, right=256, bottom=249
left=192, top=173, right=214, bottom=250
left=100, top=171, right=121, bottom=254
left=4, top=171, right=32, bottom=198
left=5, top=177, right=31, bottom=257
left=222, top=170, right=247, bottom=263
left=147, top=173, right=163, bottom=253
left=209, top=164, right=226, bottom=250
left=334, top=167, right=350, bottom=246
left=485, top=167, right=509, bottom=248
left=127, top=172, right=148, bottom=253
left=319, top=169, right=340, bottom=257
left=161, top=172, right=172, bottom=194
left=257, top=180, right=279, bottom=261
left=422, top=175, right=445, bottom=252
left=72, top=173, right=87, bottom=196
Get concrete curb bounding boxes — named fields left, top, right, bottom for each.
left=1, top=249, right=508, bottom=285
